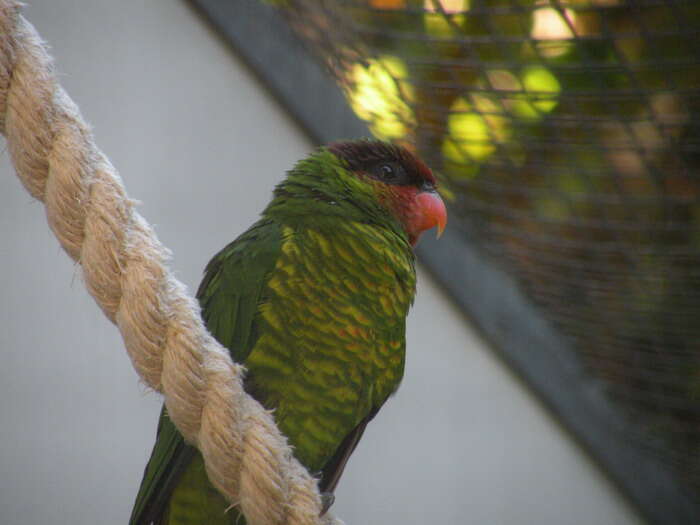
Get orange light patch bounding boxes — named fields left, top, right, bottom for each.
left=308, top=304, right=326, bottom=319
left=346, top=325, right=370, bottom=339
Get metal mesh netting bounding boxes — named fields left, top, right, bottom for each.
left=277, top=0, right=700, bottom=504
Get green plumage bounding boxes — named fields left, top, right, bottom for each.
left=130, top=145, right=418, bottom=525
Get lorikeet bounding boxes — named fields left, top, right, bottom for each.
left=130, top=140, right=446, bottom=524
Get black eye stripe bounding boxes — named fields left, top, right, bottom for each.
left=327, top=141, right=433, bottom=188
left=369, top=161, right=412, bottom=185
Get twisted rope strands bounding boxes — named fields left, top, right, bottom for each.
left=0, top=3, right=336, bottom=524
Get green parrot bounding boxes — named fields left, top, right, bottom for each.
left=129, top=140, right=447, bottom=524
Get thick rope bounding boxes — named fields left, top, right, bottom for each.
left=0, top=3, right=339, bottom=524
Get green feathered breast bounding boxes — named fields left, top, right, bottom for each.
left=130, top=148, right=417, bottom=525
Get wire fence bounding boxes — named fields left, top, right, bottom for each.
left=278, top=0, right=700, bottom=502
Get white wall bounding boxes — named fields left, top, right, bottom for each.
left=0, top=1, right=643, bottom=524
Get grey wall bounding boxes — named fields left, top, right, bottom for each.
left=0, top=1, right=643, bottom=524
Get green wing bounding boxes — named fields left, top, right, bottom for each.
left=196, top=220, right=283, bottom=363
left=129, top=220, right=283, bottom=525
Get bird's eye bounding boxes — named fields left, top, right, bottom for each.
left=371, top=162, right=407, bottom=184
left=379, top=164, right=396, bottom=180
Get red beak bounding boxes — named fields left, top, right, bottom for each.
left=413, top=190, right=447, bottom=244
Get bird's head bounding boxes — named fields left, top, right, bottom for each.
left=326, top=140, right=447, bottom=246
left=267, top=139, right=447, bottom=246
